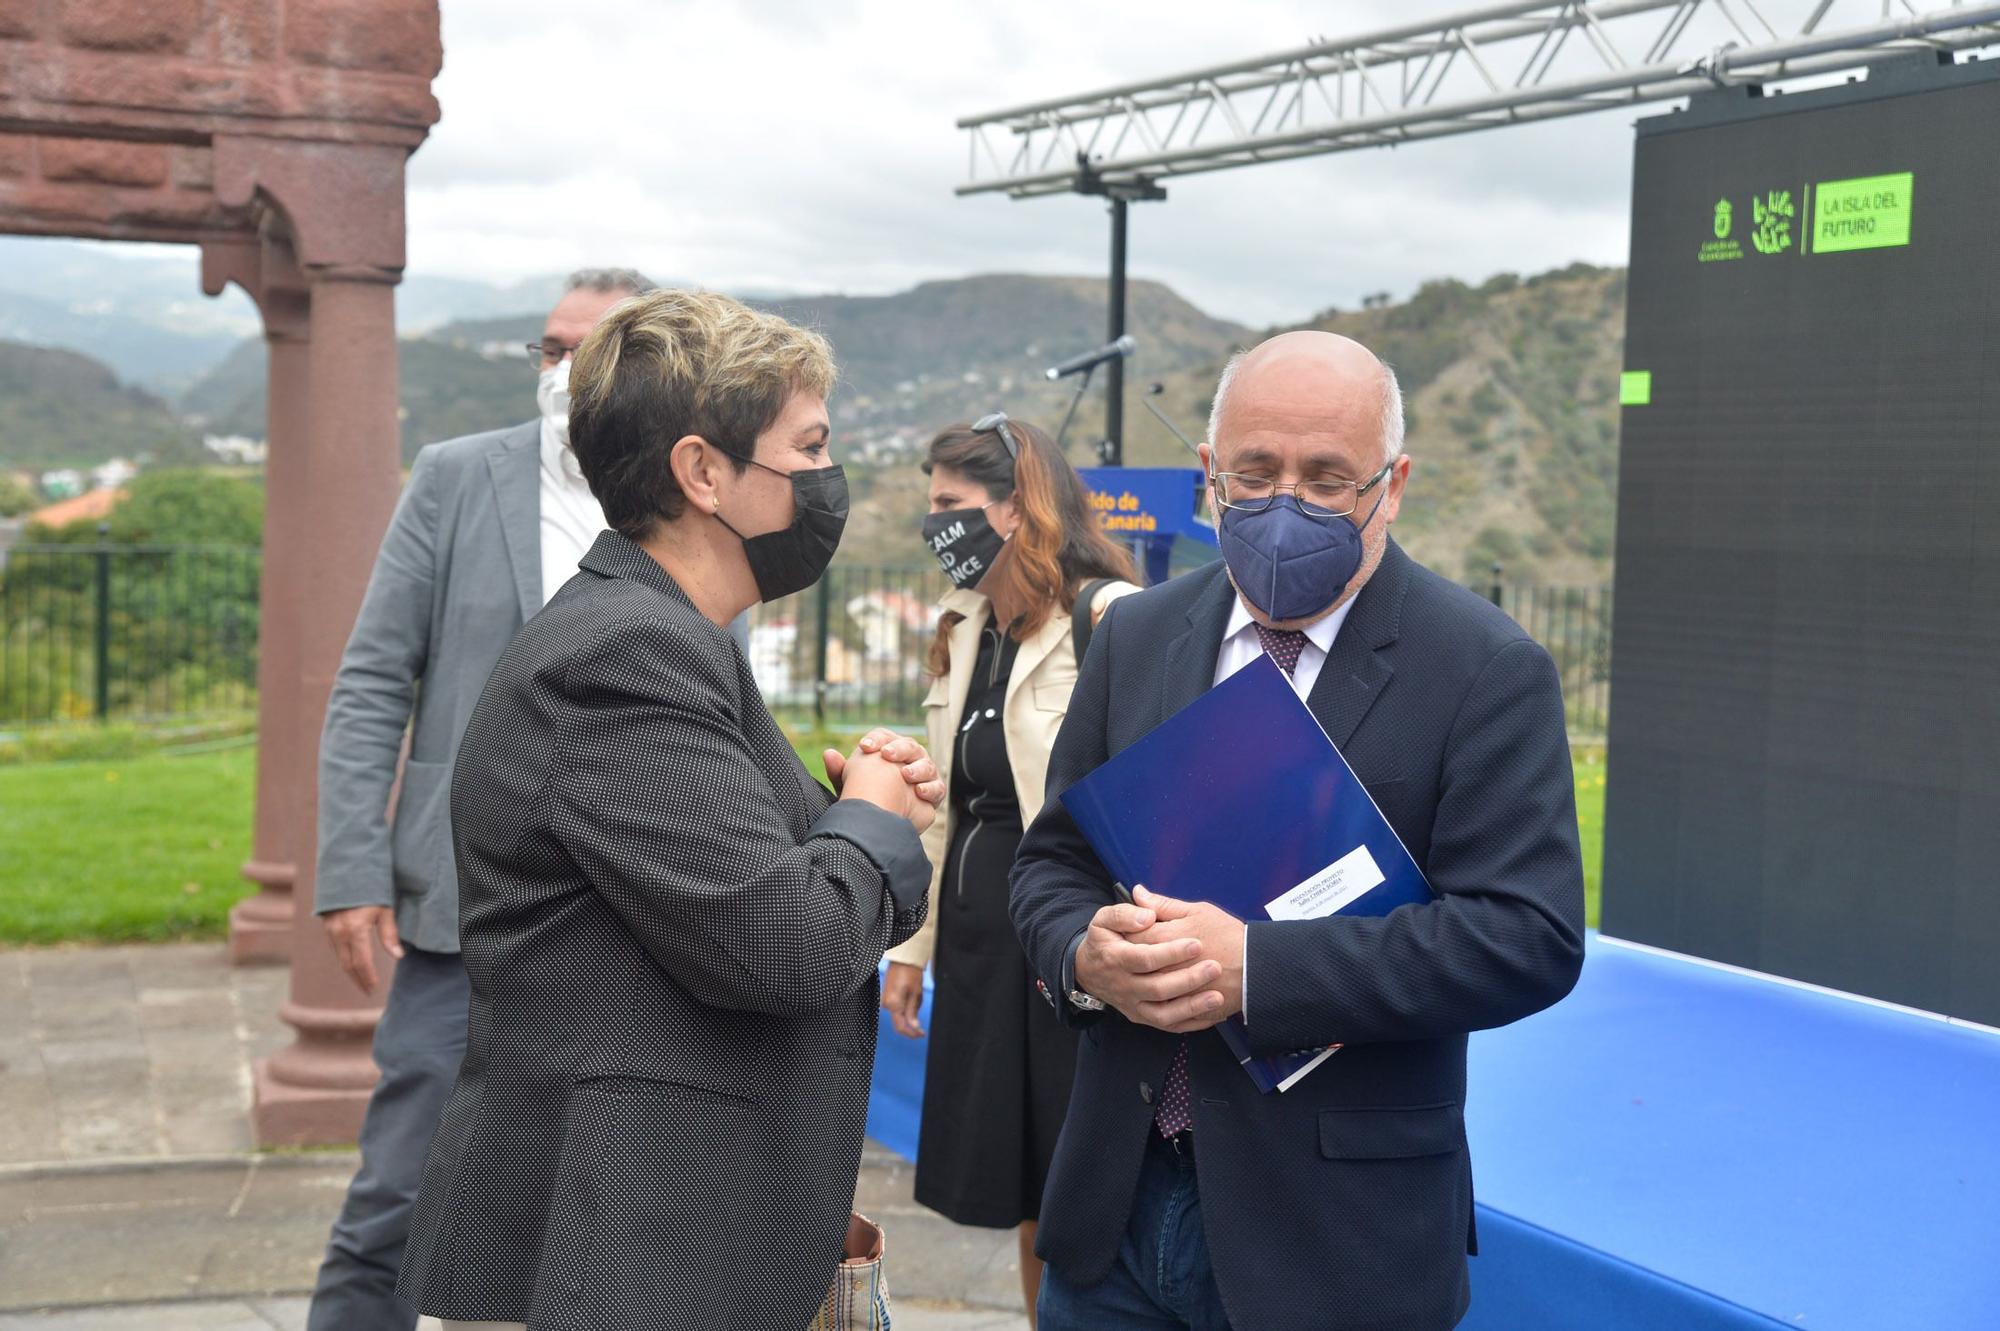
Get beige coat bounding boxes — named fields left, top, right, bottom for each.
left=887, top=579, right=1140, bottom=969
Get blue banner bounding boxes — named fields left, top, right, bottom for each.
left=1078, top=467, right=1216, bottom=547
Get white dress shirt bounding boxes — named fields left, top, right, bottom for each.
left=1211, top=589, right=1357, bottom=1024
left=1211, top=591, right=1356, bottom=696
left=538, top=417, right=606, bottom=607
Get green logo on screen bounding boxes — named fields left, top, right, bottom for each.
left=1698, top=197, right=1743, bottom=263
left=1752, top=190, right=1794, bottom=254
left=1812, top=172, right=1914, bottom=253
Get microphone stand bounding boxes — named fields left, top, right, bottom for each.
left=1054, top=364, right=1096, bottom=452
left=1140, top=383, right=1203, bottom=461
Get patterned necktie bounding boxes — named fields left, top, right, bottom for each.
left=1154, top=1041, right=1194, bottom=1138
left=1254, top=622, right=1311, bottom=678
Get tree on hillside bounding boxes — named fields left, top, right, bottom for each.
left=0, top=474, right=36, bottom=517
left=106, top=469, right=264, bottom=545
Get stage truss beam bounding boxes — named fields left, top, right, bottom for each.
left=957, top=1, right=2000, bottom=197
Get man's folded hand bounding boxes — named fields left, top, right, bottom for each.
left=1073, top=891, right=1238, bottom=1033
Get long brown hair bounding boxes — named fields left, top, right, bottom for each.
left=922, top=417, right=1138, bottom=677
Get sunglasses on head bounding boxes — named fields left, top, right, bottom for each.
left=972, top=412, right=1021, bottom=461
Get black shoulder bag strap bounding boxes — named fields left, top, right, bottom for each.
left=1070, top=577, right=1117, bottom=665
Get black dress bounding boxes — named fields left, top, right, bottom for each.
left=912, top=619, right=1081, bottom=1229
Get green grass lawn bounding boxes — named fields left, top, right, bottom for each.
left=1575, top=744, right=1605, bottom=928
left=0, top=735, right=1607, bottom=945
left=0, top=743, right=257, bottom=944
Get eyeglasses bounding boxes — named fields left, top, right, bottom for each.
left=972, top=412, right=1021, bottom=462
left=1211, top=459, right=1395, bottom=519
left=525, top=341, right=583, bottom=369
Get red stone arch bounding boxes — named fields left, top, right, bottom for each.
left=0, top=0, right=443, bottom=1144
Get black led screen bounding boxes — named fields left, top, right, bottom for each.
left=1602, top=57, right=2000, bottom=1023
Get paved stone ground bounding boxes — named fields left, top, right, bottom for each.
left=0, top=945, right=1025, bottom=1325
left=0, top=945, right=290, bottom=1165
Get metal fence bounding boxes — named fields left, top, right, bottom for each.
left=1482, top=580, right=1613, bottom=737
left=0, top=543, right=1611, bottom=738
left=0, top=544, right=262, bottom=725
left=749, top=563, right=954, bottom=731
left=761, top=563, right=1615, bottom=738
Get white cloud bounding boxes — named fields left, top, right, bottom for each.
left=403, top=0, right=1681, bottom=324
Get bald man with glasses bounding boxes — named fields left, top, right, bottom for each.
left=1012, top=331, right=1586, bottom=1331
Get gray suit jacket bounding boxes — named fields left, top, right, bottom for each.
left=315, top=420, right=546, bottom=953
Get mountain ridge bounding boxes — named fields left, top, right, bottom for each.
left=3, top=265, right=1626, bottom=586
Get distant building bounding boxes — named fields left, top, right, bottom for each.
left=91, top=459, right=139, bottom=490
left=748, top=617, right=801, bottom=699
left=846, top=589, right=934, bottom=664
left=204, top=434, right=269, bottom=465
left=39, top=469, right=84, bottom=500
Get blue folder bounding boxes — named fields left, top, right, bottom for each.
left=1059, top=651, right=1432, bottom=1091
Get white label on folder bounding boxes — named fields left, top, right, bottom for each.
left=1265, top=846, right=1385, bottom=921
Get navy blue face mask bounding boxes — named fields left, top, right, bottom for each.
left=1216, top=481, right=1389, bottom=623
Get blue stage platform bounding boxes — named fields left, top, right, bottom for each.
left=866, top=935, right=2000, bottom=1329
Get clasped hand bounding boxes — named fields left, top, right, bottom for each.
left=824, top=727, right=946, bottom=834
left=1072, top=885, right=1244, bottom=1034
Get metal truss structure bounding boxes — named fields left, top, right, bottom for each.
left=958, top=1, right=2000, bottom=198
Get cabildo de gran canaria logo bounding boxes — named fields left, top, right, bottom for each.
left=1699, top=196, right=1744, bottom=262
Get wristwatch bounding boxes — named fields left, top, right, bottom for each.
left=1063, top=931, right=1106, bottom=1011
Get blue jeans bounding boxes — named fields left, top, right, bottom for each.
left=1038, top=1134, right=1234, bottom=1331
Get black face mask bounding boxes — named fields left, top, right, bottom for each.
left=921, top=505, right=1007, bottom=589
left=715, top=459, right=849, bottom=602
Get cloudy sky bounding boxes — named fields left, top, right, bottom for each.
left=405, top=0, right=1667, bottom=327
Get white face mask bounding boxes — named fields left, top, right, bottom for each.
left=536, top=359, right=571, bottom=448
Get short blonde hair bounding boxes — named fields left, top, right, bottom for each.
left=567, top=289, right=837, bottom=539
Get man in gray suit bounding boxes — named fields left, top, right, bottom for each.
left=306, top=267, right=655, bottom=1331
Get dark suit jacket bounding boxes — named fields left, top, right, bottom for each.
left=398, top=531, right=928, bottom=1331
left=1011, top=542, right=1586, bottom=1331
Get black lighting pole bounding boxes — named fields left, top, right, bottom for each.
left=1075, top=157, right=1164, bottom=466
left=1106, top=194, right=1128, bottom=465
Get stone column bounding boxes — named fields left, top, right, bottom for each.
left=252, top=263, right=403, bottom=1146
left=222, top=231, right=312, bottom=964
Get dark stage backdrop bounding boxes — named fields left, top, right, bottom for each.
left=1603, top=56, right=2000, bottom=1025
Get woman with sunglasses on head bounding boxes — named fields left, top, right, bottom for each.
left=881, top=412, right=1140, bottom=1325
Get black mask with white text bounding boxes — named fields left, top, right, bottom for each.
left=921, top=505, right=1007, bottom=589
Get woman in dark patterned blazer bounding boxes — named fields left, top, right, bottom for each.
left=397, top=290, right=941, bottom=1331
